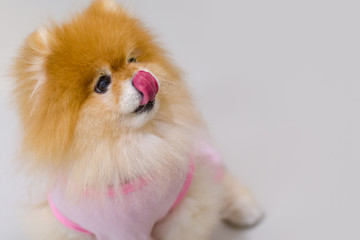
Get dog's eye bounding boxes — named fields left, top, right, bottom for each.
left=128, top=57, right=137, bottom=63
left=95, top=75, right=111, bottom=94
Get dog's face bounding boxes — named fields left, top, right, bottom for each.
left=42, top=0, right=174, bottom=131
left=13, top=0, right=199, bottom=168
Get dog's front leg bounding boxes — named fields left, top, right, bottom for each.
left=152, top=161, right=223, bottom=240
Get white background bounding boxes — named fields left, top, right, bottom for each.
left=0, top=0, right=359, bottom=239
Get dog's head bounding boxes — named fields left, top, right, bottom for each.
left=13, top=0, right=201, bottom=179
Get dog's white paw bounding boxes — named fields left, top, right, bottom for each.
left=222, top=194, right=264, bottom=228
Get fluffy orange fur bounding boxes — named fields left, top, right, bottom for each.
left=13, top=0, right=203, bottom=190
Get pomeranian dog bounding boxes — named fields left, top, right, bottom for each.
left=12, top=0, right=263, bottom=239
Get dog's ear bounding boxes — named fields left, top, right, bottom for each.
left=12, top=26, right=76, bottom=167
left=13, top=27, right=51, bottom=104
left=89, top=0, right=121, bottom=13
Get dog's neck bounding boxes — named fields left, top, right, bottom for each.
left=65, top=121, right=199, bottom=192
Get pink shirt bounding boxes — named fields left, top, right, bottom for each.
left=48, top=143, right=222, bottom=240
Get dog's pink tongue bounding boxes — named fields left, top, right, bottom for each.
left=132, top=71, right=159, bottom=106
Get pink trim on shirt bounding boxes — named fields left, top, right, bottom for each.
left=170, top=158, right=195, bottom=210
left=48, top=195, right=93, bottom=235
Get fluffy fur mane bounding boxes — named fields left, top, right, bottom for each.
left=12, top=0, right=206, bottom=194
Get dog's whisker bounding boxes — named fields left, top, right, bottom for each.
left=158, top=78, right=178, bottom=87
